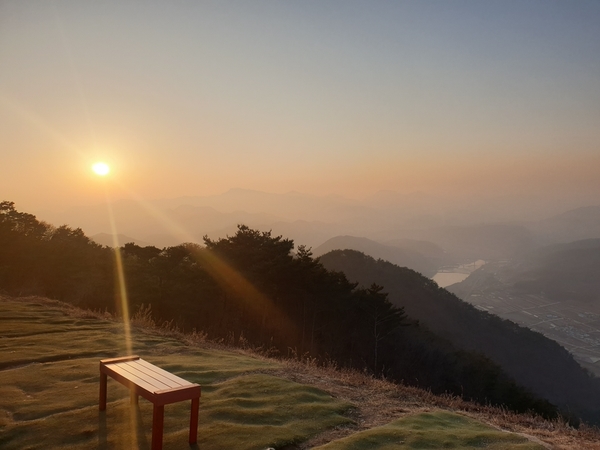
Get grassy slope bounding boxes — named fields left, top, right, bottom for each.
left=315, top=411, right=541, bottom=450
left=0, top=297, right=350, bottom=449
left=0, top=296, right=566, bottom=449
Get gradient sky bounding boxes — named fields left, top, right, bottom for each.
left=1, top=0, right=599, bottom=214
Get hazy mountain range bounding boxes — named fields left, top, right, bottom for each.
left=71, top=189, right=600, bottom=382
left=7, top=197, right=600, bottom=425
left=313, top=236, right=440, bottom=277
left=39, top=189, right=600, bottom=274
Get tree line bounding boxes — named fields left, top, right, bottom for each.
left=0, top=201, right=558, bottom=420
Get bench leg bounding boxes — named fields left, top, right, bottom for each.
left=152, top=404, right=164, bottom=450
left=189, top=397, right=199, bottom=444
left=130, top=390, right=139, bottom=405
left=99, top=372, right=107, bottom=411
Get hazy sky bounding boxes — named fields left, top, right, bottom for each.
left=1, top=0, right=599, bottom=214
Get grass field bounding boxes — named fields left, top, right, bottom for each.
left=314, top=411, right=543, bottom=450
left=0, top=296, right=550, bottom=449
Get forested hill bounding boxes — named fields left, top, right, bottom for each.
left=319, top=249, right=600, bottom=425
left=0, top=201, right=576, bottom=423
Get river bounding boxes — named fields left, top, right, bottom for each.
left=432, top=260, right=485, bottom=288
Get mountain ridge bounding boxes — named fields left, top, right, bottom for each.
left=319, top=249, right=600, bottom=425
left=313, top=235, right=438, bottom=277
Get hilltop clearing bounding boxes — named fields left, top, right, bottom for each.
left=1, top=296, right=600, bottom=449
left=0, top=295, right=347, bottom=449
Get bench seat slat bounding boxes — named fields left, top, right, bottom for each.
left=120, top=361, right=180, bottom=390
left=135, top=359, right=193, bottom=387
left=113, top=362, right=172, bottom=391
left=107, top=364, right=170, bottom=394
left=135, top=359, right=191, bottom=385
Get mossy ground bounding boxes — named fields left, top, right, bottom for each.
left=0, top=297, right=549, bottom=449
left=0, top=298, right=351, bottom=449
left=314, top=411, right=544, bottom=449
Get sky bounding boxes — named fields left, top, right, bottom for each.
left=1, top=0, right=599, bottom=215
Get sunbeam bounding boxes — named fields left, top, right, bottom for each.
left=102, top=188, right=139, bottom=450
left=189, top=247, right=298, bottom=339
left=114, top=182, right=298, bottom=338
left=103, top=191, right=133, bottom=356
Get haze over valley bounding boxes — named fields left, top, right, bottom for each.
left=39, top=188, right=600, bottom=254
left=34, top=187, right=600, bottom=379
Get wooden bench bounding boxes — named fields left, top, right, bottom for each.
left=99, top=355, right=201, bottom=450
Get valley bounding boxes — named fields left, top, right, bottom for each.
left=448, top=263, right=600, bottom=377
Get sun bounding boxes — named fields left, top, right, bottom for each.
left=92, top=162, right=110, bottom=176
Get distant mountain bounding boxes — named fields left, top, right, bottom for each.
left=45, top=200, right=285, bottom=247
left=403, top=223, right=536, bottom=262
left=38, top=190, right=600, bottom=263
left=514, top=239, right=600, bottom=305
left=156, top=188, right=375, bottom=223
left=395, top=206, right=600, bottom=264
left=384, top=238, right=455, bottom=267
left=313, top=235, right=438, bottom=277
left=91, top=233, right=151, bottom=248
left=451, top=238, right=600, bottom=311
left=531, top=205, right=600, bottom=245
left=320, top=249, right=600, bottom=424
left=265, top=220, right=343, bottom=249
left=169, top=204, right=280, bottom=237
left=40, top=190, right=371, bottom=248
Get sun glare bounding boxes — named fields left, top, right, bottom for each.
left=92, top=162, right=110, bottom=176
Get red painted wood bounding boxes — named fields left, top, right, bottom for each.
left=122, top=361, right=180, bottom=388
left=189, top=397, right=199, bottom=444
left=107, top=364, right=165, bottom=393
left=135, top=359, right=191, bottom=386
left=99, top=372, right=107, bottom=411
left=99, top=356, right=201, bottom=449
left=100, top=355, right=140, bottom=365
left=152, top=404, right=164, bottom=450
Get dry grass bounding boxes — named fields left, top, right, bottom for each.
left=217, top=326, right=600, bottom=449
left=4, top=294, right=600, bottom=449
left=270, top=351, right=600, bottom=449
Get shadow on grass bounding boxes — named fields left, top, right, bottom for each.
left=98, top=405, right=152, bottom=450
left=97, top=412, right=107, bottom=449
